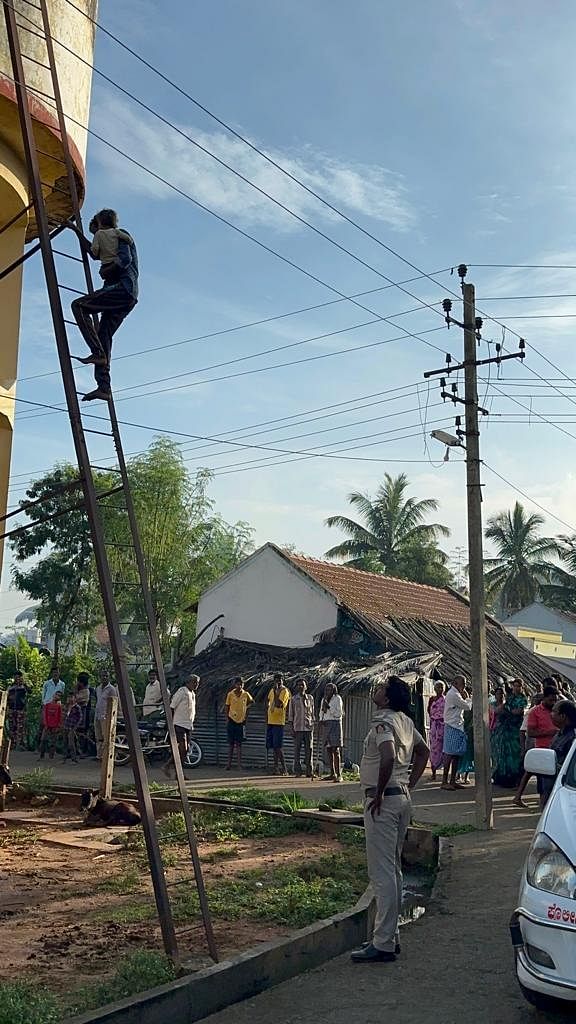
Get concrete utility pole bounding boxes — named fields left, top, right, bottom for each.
left=425, top=265, right=525, bottom=831
left=461, top=279, right=493, bottom=831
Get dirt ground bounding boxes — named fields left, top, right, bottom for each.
left=203, top=811, right=575, bottom=1024
left=0, top=807, right=343, bottom=999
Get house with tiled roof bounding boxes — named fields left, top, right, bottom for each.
left=182, top=543, right=551, bottom=768
left=194, top=543, right=549, bottom=685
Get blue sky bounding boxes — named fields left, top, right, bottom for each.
left=4, top=0, right=576, bottom=624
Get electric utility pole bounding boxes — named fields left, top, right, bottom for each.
left=425, top=264, right=525, bottom=831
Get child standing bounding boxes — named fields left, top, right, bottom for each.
left=39, top=691, right=63, bottom=760
left=63, top=694, right=83, bottom=763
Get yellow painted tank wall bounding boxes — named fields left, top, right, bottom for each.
left=0, top=0, right=97, bottom=574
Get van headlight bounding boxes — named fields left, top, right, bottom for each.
left=527, top=833, right=576, bottom=898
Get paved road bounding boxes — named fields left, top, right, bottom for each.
left=203, top=803, right=573, bottom=1024
left=9, top=750, right=543, bottom=824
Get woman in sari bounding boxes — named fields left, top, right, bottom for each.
left=427, top=682, right=445, bottom=781
left=459, top=697, right=475, bottom=783
left=491, top=679, right=527, bottom=788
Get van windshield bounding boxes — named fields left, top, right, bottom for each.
left=563, top=746, right=576, bottom=789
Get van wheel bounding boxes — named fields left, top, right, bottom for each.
left=519, top=983, right=556, bottom=1011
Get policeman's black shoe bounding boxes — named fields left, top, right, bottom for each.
left=362, top=941, right=401, bottom=954
left=351, top=943, right=396, bottom=963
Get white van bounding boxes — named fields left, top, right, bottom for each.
left=511, top=744, right=576, bottom=1008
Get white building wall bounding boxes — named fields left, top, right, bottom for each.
left=195, top=545, right=338, bottom=653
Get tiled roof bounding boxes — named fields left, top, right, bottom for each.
left=286, top=553, right=471, bottom=627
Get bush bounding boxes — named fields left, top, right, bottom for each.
left=16, top=768, right=54, bottom=797
left=67, top=951, right=175, bottom=1015
left=0, top=981, right=60, bottom=1024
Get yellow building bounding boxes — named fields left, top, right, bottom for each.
left=0, top=0, right=97, bottom=572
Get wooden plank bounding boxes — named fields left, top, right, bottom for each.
left=99, top=694, right=118, bottom=799
left=39, top=825, right=129, bottom=853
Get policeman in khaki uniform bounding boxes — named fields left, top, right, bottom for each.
left=352, top=675, right=429, bottom=963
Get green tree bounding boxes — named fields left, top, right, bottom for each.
left=10, top=465, right=113, bottom=661
left=538, top=534, right=576, bottom=612
left=324, top=473, right=451, bottom=585
left=484, top=502, right=562, bottom=616
left=0, top=636, right=50, bottom=690
left=11, top=441, right=254, bottom=661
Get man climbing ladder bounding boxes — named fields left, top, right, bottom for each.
left=67, top=209, right=139, bottom=402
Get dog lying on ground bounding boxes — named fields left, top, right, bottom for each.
left=80, top=789, right=141, bottom=827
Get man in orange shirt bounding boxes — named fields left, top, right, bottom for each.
left=527, top=684, right=558, bottom=808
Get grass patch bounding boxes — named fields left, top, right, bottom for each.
left=201, top=845, right=239, bottom=864
left=142, top=808, right=318, bottom=847
left=413, top=821, right=476, bottom=837
left=95, top=901, right=155, bottom=925
left=0, top=981, right=60, bottom=1024
left=339, top=826, right=365, bottom=848
left=66, top=950, right=175, bottom=1016
left=172, top=849, right=367, bottom=929
left=0, top=827, right=40, bottom=849
left=15, top=768, right=54, bottom=797
left=197, top=787, right=312, bottom=814
left=97, top=867, right=142, bottom=896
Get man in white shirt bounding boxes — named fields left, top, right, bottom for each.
left=442, top=675, right=471, bottom=791
left=142, top=669, right=163, bottom=717
left=94, top=678, right=119, bottom=760
left=164, top=675, right=199, bottom=777
left=351, top=675, right=429, bottom=964
left=41, top=668, right=65, bottom=705
left=319, top=683, right=345, bottom=782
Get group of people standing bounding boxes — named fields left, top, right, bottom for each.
left=222, top=674, right=345, bottom=780
left=427, top=671, right=576, bottom=803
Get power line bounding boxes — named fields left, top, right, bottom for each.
left=3, top=58, right=448, bottom=365
left=16, top=324, right=447, bottom=424
left=17, top=267, right=453, bottom=385
left=482, top=463, right=576, bottom=534
left=57, top=0, right=576, bottom=371
left=7, top=378, right=431, bottom=483
left=12, top=10, right=454, bottom=325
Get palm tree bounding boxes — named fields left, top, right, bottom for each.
left=540, top=534, right=576, bottom=611
left=324, top=473, right=451, bottom=584
left=484, top=502, right=562, bottom=615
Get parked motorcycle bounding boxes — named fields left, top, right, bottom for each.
left=114, top=715, right=202, bottom=769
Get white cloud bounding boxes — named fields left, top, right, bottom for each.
left=90, top=94, right=417, bottom=234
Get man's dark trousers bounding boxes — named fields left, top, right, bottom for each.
left=71, top=284, right=137, bottom=391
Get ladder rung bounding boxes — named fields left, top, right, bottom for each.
left=21, top=53, right=50, bottom=70
left=20, top=0, right=43, bottom=10
left=99, top=505, right=127, bottom=511
left=119, top=621, right=148, bottom=626
left=64, top=318, right=78, bottom=326
left=53, top=248, right=83, bottom=263
left=84, top=428, right=112, bottom=437
left=59, top=284, right=84, bottom=295
left=19, top=80, right=55, bottom=103
left=90, top=466, right=122, bottom=473
left=114, top=582, right=142, bottom=588
left=106, top=542, right=134, bottom=549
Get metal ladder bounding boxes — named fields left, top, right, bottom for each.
left=1, top=0, right=217, bottom=964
